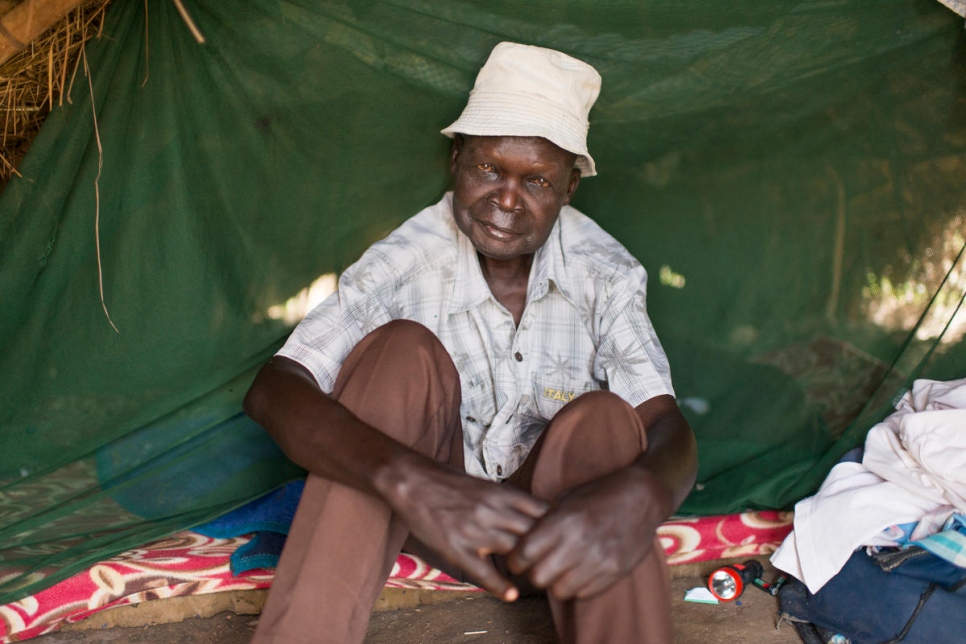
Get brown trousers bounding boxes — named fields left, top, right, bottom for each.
left=252, top=321, right=671, bottom=644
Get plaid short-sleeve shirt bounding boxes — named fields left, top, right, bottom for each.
left=278, top=193, right=674, bottom=481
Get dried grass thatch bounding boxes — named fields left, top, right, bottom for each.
left=0, top=0, right=111, bottom=192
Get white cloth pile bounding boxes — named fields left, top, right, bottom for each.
left=771, top=377, right=966, bottom=593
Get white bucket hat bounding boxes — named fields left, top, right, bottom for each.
left=441, top=42, right=601, bottom=177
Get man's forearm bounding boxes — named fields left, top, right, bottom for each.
left=633, top=394, right=699, bottom=521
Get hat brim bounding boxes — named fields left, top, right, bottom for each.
left=441, top=91, right=596, bottom=177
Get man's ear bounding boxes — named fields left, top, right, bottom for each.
left=564, top=167, right=581, bottom=205
left=449, top=135, right=464, bottom=176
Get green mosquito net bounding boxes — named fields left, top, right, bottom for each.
left=1, top=0, right=964, bottom=603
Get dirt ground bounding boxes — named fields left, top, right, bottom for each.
left=30, top=573, right=800, bottom=643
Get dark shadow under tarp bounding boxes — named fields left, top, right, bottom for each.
left=1, top=0, right=964, bottom=603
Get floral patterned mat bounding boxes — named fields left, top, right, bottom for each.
left=1, top=511, right=791, bottom=642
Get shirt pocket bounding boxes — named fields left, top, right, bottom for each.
left=532, top=375, right=601, bottom=422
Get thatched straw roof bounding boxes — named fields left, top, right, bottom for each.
left=0, top=0, right=111, bottom=192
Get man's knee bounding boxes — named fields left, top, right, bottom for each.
left=562, top=389, right=629, bottom=412
left=529, top=390, right=646, bottom=499
left=345, top=320, right=458, bottom=384
left=368, top=319, right=441, bottom=353
left=333, top=320, right=461, bottom=448
left=375, top=318, right=435, bottom=340
left=545, top=390, right=641, bottom=440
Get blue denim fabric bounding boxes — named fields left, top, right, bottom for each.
left=780, top=549, right=966, bottom=643
left=871, top=546, right=966, bottom=589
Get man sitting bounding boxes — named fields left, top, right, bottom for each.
left=245, top=41, right=697, bottom=644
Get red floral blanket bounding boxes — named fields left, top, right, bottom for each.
left=0, top=511, right=790, bottom=643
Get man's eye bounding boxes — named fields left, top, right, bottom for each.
left=477, top=163, right=495, bottom=173
left=530, top=177, right=550, bottom=188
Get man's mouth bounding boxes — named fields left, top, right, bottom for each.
left=478, top=221, right=520, bottom=241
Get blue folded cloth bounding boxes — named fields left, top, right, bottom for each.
left=912, top=513, right=966, bottom=570
left=229, top=531, right=289, bottom=574
left=194, top=479, right=304, bottom=538
left=193, top=479, right=305, bottom=575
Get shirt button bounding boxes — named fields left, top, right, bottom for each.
left=496, top=464, right=503, bottom=476
left=514, top=352, right=523, bottom=362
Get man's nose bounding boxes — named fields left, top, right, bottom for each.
left=491, top=179, right=524, bottom=213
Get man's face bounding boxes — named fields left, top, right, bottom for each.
left=450, top=136, right=580, bottom=263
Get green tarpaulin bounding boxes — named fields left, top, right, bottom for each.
left=1, top=0, right=964, bottom=604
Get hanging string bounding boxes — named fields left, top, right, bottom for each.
left=82, top=44, right=118, bottom=334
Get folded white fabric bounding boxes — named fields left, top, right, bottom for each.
left=897, top=377, right=966, bottom=413
left=865, top=409, right=966, bottom=509
left=771, top=462, right=947, bottom=592
left=771, top=377, right=966, bottom=593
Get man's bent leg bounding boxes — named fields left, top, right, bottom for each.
left=529, top=391, right=672, bottom=644
left=252, top=321, right=463, bottom=644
